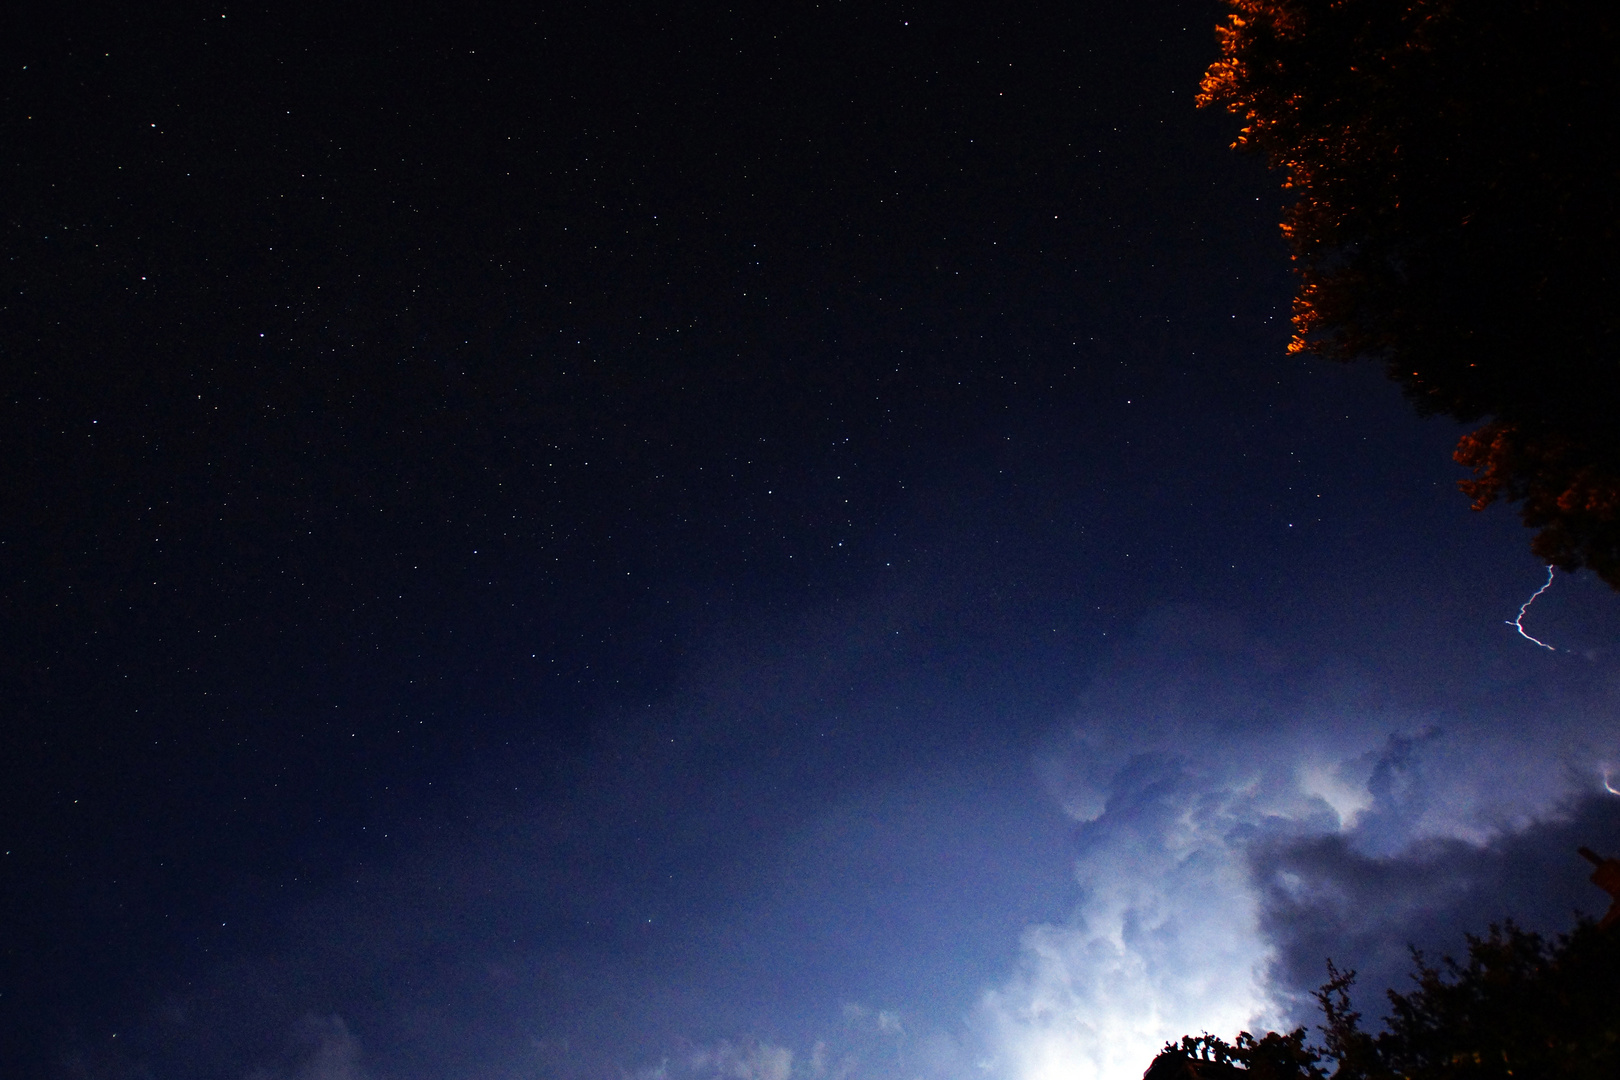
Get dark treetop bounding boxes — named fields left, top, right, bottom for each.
left=1199, top=0, right=1620, bottom=585
left=1150, top=917, right=1620, bottom=1080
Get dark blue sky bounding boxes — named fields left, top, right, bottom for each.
left=4, top=3, right=1619, bottom=1079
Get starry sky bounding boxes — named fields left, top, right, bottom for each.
left=5, top=4, right=1620, bottom=1080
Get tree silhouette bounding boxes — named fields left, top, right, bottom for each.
left=1143, top=1029, right=1326, bottom=1080
left=1147, top=919, right=1620, bottom=1079
left=1197, top=1, right=1620, bottom=586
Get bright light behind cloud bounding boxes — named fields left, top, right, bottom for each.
left=963, top=609, right=1620, bottom=1080
left=1296, top=762, right=1374, bottom=830
left=974, top=764, right=1284, bottom=1080
left=972, top=731, right=1567, bottom=1080
left=632, top=610, right=1620, bottom=1080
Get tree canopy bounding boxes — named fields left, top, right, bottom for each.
left=1147, top=918, right=1620, bottom=1080
left=1198, top=1, right=1620, bottom=585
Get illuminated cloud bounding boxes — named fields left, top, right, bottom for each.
left=970, top=607, right=1620, bottom=1080
left=975, top=750, right=1284, bottom=1080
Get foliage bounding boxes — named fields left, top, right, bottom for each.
left=1197, top=1, right=1620, bottom=585
left=1149, top=919, right=1620, bottom=1079
left=1145, top=1029, right=1326, bottom=1080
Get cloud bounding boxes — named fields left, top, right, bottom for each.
left=245, top=1015, right=369, bottom=1080
left=1253, top=791, right=1620, bottom=1009
left=674, top=1039, right=795, bottom=1080
left=974, top=752, right=1283, bottom=1080
left=839, top=1004, right=902, bottom=1038
left=972, top=607, right=1620, bottom=1080
left=637, top=1001, right=974, bottom=1080
left=74, top=595, right=1620, bottom=1080
left=631, top=606, right=1620, bottom=1080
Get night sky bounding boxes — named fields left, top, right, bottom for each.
left=5, top=4, right=1620, bottom=1079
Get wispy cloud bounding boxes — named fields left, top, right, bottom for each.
left=646, top=1038, right=795, bottom=1080
left=245, top=1016, right=369, bottom=1080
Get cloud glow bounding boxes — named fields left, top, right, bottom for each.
left=964, top=609, right=1620, bottom=1080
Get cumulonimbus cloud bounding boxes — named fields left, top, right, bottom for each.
left=972, top=607, right=1620, bottom=1080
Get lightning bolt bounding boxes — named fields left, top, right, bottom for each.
left=1507, top=565, right=1557, bottom=651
